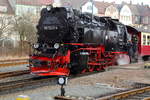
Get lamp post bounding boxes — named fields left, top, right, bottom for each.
left=57, top=76, right=68, bottom=96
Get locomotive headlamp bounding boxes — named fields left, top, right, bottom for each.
left=46, top=4, right=53, bottom=11
left=33, top=43, right=39, bottom=49
left=105, top=35, right=108, bottom=40
left=54, top=43, right=60, bottom=49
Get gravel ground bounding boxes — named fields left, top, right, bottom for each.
left=0, top=62, right=150, bottom=100
left=0, top=80, right=119, bottom=100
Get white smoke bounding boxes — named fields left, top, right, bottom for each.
left=117, top=54, right=130, bottom=65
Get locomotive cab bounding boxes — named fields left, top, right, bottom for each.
left=126, top=26, right=139, bottom=62
left=103, top=18, right=130, bottom=52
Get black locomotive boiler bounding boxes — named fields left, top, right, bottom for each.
left=29, top=6, right=138, bottom=76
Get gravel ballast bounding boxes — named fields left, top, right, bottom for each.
left=0, top=82, right=118, bottom=100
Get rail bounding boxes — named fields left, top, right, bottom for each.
left=98, top=86, right=150, bottom=100
left=0, top=58, right=28, bottom=62
left=0, top=62, right=28, bottom=67
left=0, top=71, right=102, bottom=95
left=0, top=70, right=30, bottom=79
left=144, top=97, right=150, bottom=100
left=0, top=77, right=56, bottom=94
left=0, top=58, right=29, bottom=67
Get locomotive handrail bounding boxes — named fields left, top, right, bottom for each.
left=71, top=47, right=104, bottom=53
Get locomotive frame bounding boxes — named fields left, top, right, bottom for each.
left=30, top=43, right=128, bottom=76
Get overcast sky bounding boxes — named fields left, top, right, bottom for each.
left=95, top=0, right=150, bottom=6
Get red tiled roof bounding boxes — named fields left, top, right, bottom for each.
left=94, top=1, right=150, bottom=17
left=94, top=1, right=112, bottom=14
left=41, top=0, right=53, bottom=5
left=61, top=0, right=88, bottom=10
left=122, top=4, right=150, bottom=17
left=136, top=5, right=150, bottom=17
left=61, top=0, right=112, bottom=14
left=16, top=0, right=53, bottom=6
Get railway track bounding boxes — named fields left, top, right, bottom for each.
left=54, top=83, right=150, bottom=100
left=0, top=58, right=28, bottom=62
left=0, top=58, right=28, bottom=67
left=97, top=85, right=150, bottom=100
left=0, top=70, right=30, bottom=79
left=0, top=76, right=57, bottom=94
left=0, top=61, right=149, bottom=96
left=0, top=71, right=101, bottom=95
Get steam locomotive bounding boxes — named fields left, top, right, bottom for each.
left=29, top=5, right=139, bottom=76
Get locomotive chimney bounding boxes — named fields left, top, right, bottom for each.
left=53, top=0, right=61, bottom=7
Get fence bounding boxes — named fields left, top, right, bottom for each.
left=0, top=41, right=31, bottom=58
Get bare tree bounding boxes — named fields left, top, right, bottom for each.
left=13, top=14, right=37, bottom=55
left=0, top=15, right=14, bottom=37
left=13, top=14, right=37, bottom=42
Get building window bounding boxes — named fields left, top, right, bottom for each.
left=143, top=35, right=146, bottom=45
left=87, top=6, right=92, bottom=10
